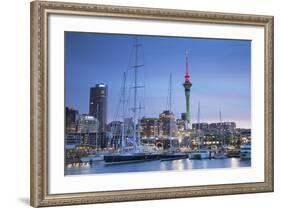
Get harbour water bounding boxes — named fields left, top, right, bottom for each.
left=65, top=158, right=251, bottom=175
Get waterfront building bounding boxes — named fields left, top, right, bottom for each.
left=89, top=83, right=108, bottom=133
left=76, top=114, right=100, bottom=147
left=192, top=122, right=209, bottom=130
left=77, top=114, right=99, bottom=133
left=201, top=133, right=221, bottom=146
left=140, top=117, right=160, bottom=138
left=159, top=110, right=176, bottom=137
left=65, top=133, right=82, bottom=145
left=176, top=118, right=186, bottom=136
left=240, top=129, right=251, bottom=144
left=182, top=51, right=192, bottom=129
left=209, top=122, right=236, bottom=132
left=65, top=107, right=79, bottom=133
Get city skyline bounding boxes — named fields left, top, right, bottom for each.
left=65, top=32, right=251, bottom=128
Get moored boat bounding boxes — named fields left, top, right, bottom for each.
left=189, top=149, right=210, bottom=160
left=160, top=152, right=188, bottom=161
left=104, top=152, right=162, bottom=165
left=213, top=148, right=227, bottom=159
left=240, top=144, right=251, bottom=160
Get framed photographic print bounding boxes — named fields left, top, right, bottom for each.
left=30, top=1, right=274, bottom=207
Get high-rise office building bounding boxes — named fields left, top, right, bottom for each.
left=89, top=83, right=108, bottom=133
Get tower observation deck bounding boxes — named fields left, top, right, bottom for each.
left=183, top=51, right=192, bottom=129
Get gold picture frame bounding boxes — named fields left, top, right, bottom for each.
left=30, top=1, right=274, bottom=207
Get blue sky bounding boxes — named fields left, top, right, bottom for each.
left=65, top=32, right=251, bottom=128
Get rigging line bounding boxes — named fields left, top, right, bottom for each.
left=110, top=40, right=135, bottom=147
left=111, top=72, right=125, bottom=141
left=121, top=38, right=136, bottom=120
left=121, top=38, right=134, bottom=117
left=140, top=41, right=146, bottom=116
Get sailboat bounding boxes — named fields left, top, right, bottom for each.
left=104, top=37, right=162, bottom=165
left=160, top=74, right=188, bottom=161
left=213, top=110, right=227, bottom=159
left=188, top=102, right=210, bottom=160
left=104, top=37, right=188, bottom=165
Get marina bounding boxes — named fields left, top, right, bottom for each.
left=65, top=34, right=252, bottom=175
left=65, top=157, right=251, bottom=175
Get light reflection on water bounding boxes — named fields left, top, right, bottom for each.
left=65, top=158, right=251, bottom=175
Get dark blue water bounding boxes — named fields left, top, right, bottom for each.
left=65, top=158, right=251, bottom=175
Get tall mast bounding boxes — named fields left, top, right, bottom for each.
left=197, top=102, right=201, bottom=149
left=96, top=104, right=99, bottom=149
left=131, top=36, right=144, bottom=147
left=219, top=109, right=225, bottom=145
left=121, top=72, right=126, bottom=150
left=197, top=102, right=200, bottom=124
left=137, top=102, right=142, bottom=144
left=168, top=74, right=173, bottom=149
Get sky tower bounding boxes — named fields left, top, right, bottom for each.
left=183, top=50, right=192, bottom=129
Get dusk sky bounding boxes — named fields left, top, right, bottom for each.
left=65, top=32, right=251, bottom=128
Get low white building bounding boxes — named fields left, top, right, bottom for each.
left=77, top=114, right=99, bottom=133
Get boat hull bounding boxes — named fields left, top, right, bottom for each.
left=189, top=151, right=210, bottom=160
left=104, top=153, right=188, bottom=164
left=160, top=153, right=188, bottom=161
left=104, top=154, right=161, bottom=165
left=240, top=152, right=251, bottom=160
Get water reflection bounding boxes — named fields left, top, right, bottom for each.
left=230, top=157, right=240, bottom=168
left=65, top=158, right=251, bottom=175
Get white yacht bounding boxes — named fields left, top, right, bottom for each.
left=189, top=149, right=210, bottom=160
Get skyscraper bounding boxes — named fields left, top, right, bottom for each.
left=89, top=83, right=108, bottom=133
left=183, top=51, right=192, bottom=129
left=65, top=107, right=79, bottom=133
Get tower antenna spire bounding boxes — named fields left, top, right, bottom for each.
left=185, top=50, right=190, bottom=81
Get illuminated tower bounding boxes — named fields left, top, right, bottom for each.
left=182, top=51, right=192, bottom=129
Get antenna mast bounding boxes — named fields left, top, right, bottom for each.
left=185, top=50, right=190, bottom=81
left=131, top=36, right=144, bottom=148
left=197, top=102, right=200, bottom=124
left=197, top=102, right=201, bottom=148
left=121, top=72, right=126, bottom=150
left=168, top=74, right=173, bottom=149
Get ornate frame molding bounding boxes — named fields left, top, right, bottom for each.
left=30, top=1, right=274, bottom=207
